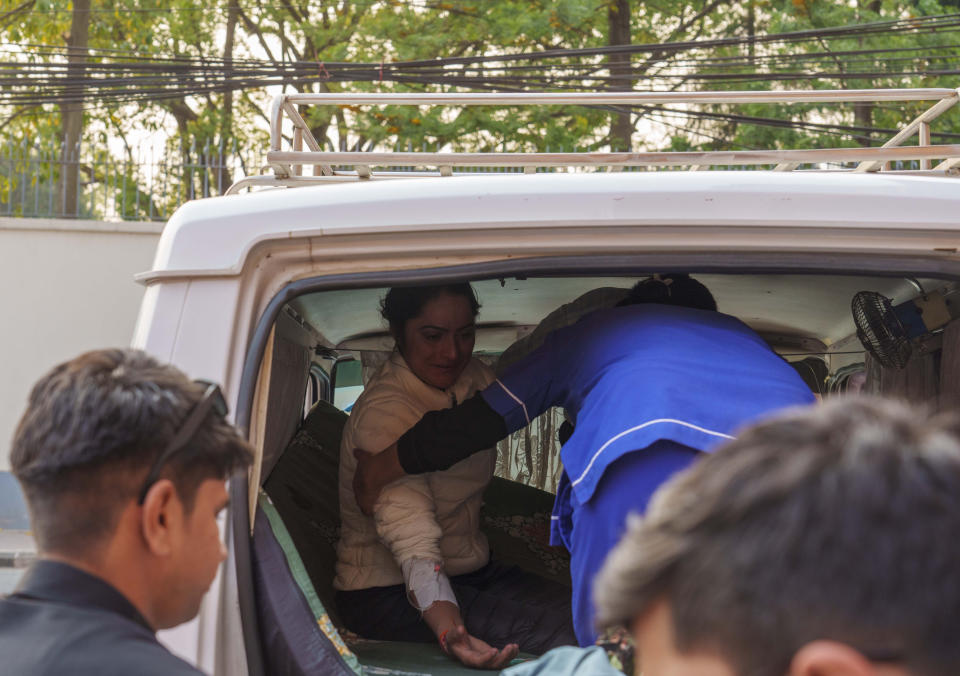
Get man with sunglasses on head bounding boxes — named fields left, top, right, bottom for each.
left=0, top=349, right=252, bottom=675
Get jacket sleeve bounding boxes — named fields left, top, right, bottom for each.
left=352, top=401, right=456, bottom=607
left=372, top=476, right=458, bottom=610
left=372, top=474, right=442, bottom=565
left=350, top=401, right=443, bottom=562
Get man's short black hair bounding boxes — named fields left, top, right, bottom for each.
left=594, top=397, right=960, bottom=676
left=11, top=349, right=252, bottom=557
left=620, top=274, right=717, bottom=312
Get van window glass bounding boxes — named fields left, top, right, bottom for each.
left=333, top=360, right=364, bottom=412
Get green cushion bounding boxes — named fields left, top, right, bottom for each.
left=348, top=638, right=536, bottom=675
left=259, top=491, right=362, bottom=674
left=481, top=477, right=571, bottom=588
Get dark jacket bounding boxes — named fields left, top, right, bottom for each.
left=0, top=559, right=204, bottom=675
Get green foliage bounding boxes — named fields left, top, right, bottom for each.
left=690, top=0, right=960, bottom=155
left=4, top=0, right=960, bottom=212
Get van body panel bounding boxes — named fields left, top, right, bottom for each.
left=140, top=173, right=960, bottom=282
left=132, top=168, right=960, bottom=674
left=131, top=282, right=189, bottom=361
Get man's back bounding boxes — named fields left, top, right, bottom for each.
left=498, top=303, right=815, bottom=504
left=0, top=561, right=202, bottom=676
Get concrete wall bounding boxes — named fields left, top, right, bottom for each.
left=0, top=217, right=163, bottom=471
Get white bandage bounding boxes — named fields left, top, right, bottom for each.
left=401, top=558, right=458, bottom=612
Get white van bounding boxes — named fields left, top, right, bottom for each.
left=132, top=89, right=960, bottom=675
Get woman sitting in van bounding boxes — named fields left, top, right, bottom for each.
left=334, top=283, right=575, bottom=669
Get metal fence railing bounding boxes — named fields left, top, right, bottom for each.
left=0, top=139, right=266, bottom=221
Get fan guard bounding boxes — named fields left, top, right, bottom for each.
left=852, top=291, right=912, bottom=369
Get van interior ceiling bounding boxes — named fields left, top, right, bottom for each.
left=249, top=271, right=960, bottom=673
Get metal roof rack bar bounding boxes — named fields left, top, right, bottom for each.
left=278, top=89, right=957, bottom=106
left=235, top=87, right=960, bottom=190
left=269, top=144, right=960, bottom=169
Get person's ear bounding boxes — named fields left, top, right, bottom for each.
left=788, top=641, right=877, bottom=676
left=140, top=478, right=183, bottom=557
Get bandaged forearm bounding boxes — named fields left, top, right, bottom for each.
left=401, top=558, right=458, bottom=611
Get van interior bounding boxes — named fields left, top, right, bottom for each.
left=250, top=272, right=960, bottom=675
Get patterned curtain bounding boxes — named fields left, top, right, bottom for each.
left=494, top=408, right=564, bottom=494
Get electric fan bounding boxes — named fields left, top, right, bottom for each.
left=851, top=289, right=951, bottom=369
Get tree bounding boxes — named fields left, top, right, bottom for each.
left=61, top=0, right=90, bottom=216
left=608, top=0, right=633, bottom=151
left=4, top=0, right=960, bottom=219
left=675, top=0, right=960, bottom=158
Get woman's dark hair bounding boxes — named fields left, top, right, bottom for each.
left=380, top=283, right=481, bottom=344
left=620, top=274, right=717, bottom=311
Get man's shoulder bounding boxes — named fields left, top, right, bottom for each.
left=70, top=642, right=205, bottom=676
left=0, top=594, right=204, bottom=676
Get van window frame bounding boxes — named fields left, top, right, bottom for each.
left=231, top=250, right=960, bottom=676
left=303, top=363, right=332, bottom=414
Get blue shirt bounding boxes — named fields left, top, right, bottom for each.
left=481, top=304, right=815, bottom=546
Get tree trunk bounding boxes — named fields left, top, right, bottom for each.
left=853, top=102, right=873, bottom=147
left=216, top=0, right=240, bottom=193
left=852, top=0, right=882, bottom=147
left=607, top=0, right=632, bottom=151
left=167, top=99, right=198, bottom=200
left=60, top=0, right=90, bottom=217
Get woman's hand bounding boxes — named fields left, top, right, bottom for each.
left=423, top=600, right=519, bottom=670
left=442, top=624, right=519, bottom=670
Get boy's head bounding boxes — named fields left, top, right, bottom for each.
left=594, top=397, right=960, bottom=676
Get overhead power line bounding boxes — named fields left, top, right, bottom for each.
left=6, top=11, right=960, bottom=64
left=3, top=13, right=960, bottom=145
left=20, top=0, right=451, bottom=13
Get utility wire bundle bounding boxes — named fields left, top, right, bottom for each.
left=4, top=13, right=960, bottom=107
left=4, top=13, right=960, bottom=145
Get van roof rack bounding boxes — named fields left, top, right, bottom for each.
left=227, top=88, right=960, bottom=194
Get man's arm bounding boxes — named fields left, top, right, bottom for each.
left=397, top=393, right=507, bottom=473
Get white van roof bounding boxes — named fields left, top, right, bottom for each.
left=146, top=170, right=960, bottom=280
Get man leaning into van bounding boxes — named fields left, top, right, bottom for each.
left=0, top=349, right=252, bottom=675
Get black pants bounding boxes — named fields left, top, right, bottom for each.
left=335, top=560, right=576, bottom=655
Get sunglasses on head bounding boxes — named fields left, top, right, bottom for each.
left=137, top=380, right=229, bottom=505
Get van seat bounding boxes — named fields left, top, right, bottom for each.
left=263, top=399, right=573, bottom=633
left=263, top=400, right=347, bottom=626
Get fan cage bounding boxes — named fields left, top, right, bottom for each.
left=852, top=291, right=913, bottom=369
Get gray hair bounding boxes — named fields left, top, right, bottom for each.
left=594, top=397, right=960, bottom=676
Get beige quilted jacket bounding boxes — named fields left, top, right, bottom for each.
left=333, top=350, right=496, bottom=591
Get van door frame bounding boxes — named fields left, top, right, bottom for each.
left=232, top=250, right=960, bottom=676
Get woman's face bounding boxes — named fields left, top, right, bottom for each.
left=400, top=292, right=477, bottom=390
